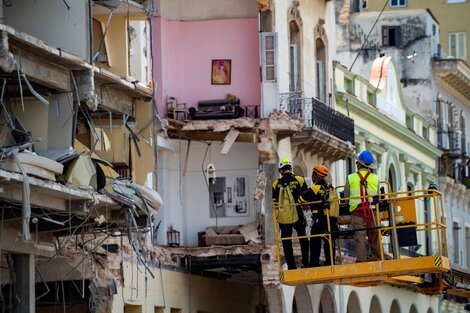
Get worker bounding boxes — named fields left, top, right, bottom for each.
left=344, top=150, right=381, bottom=263
left=272, top=158, right=309, bottom=269
left=299, top=165, right=337, bottom=267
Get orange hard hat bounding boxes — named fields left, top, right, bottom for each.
left=313, top=165, right=329, bottom=177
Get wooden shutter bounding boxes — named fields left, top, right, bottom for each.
left=261, top=32, right=277, bottom=82
left=382, top=27, right=389, bottom=46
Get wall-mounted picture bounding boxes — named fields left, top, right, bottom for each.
left=208, top=176, right=249, bottom=217
left=211, top=59, right=231, bottom=85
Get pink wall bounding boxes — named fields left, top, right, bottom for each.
left=152, top=17, right=260, bottom=115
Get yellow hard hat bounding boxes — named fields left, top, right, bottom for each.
left=278, top=158, right=292, bottom=169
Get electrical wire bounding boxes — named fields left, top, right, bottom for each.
left=61, top=0, right=70, bottom=10
left=349, top=0, right=389, bottom=72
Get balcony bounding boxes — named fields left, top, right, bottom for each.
left=279, top=92, right=355, bottom=144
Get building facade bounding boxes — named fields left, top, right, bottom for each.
left=334, top=3, right=470, bottom=310
left=365, top=0, right=470, bottom=65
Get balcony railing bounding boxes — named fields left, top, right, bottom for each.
left=311, top=98, right=355, bottom=143
left=279, top=92, right=355, bottom=143
left=279, top=91, right=305, bottom=116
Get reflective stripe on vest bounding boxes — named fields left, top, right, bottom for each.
left=348, top=170, right=379, bottom=212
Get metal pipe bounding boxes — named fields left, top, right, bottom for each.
left=432, top=191, right=442, bottom=256
left=88, top=0, right=93, bottom=64
left=388, top=201, right=400, bottom=259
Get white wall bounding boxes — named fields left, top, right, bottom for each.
left=261, top=0, right=337, bottom=116
left=157, top=140, right=259, bottom=247
left=4, top=0, right=89, bottom=60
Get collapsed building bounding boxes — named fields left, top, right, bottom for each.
left=0, top=0, right=357, bottom=312
left=0, top=1, right=161, bottom=312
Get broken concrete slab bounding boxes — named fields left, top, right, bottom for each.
left=181, top=117, right=257, bottom=132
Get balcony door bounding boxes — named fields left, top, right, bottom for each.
left=290, top=44, right=298, bottom=92
left=316, top=38, right=326, bottom=103
left=289, top=21, right=301, bottom=92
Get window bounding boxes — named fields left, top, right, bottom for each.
left=423, top=126, right=429, bottom=140
left=453, top=222, right=460, bottom=264
left=261, top=32, right=277, bottom=82
left=290, top=44, right=299, bottom=91
left=466, top=227, right=470, bottom=268
left=345, top=157, right=354, bottom=175
left=316, top=38, right=327, bottom=102
left=382, top=26, right=402, bottom=47
left=344, top=77, right=354, bottom=95
left=367, top=90, right=375, bottom=105
left=260, top=10, right=272, bottom=32
left=390, top=0, right=406, bottom=7
left=93, top=18, right=111, bottom=65
left=289, top=21, right=301, bottom=92
left=449, top=32, right=467, bottom=60
left=447, top=0, right=466, bottom=3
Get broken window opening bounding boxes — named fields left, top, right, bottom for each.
left=382, top=26, right=402, bottom=47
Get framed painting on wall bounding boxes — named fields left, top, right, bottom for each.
left=208, top=176, right=249, bottom=217
left=211, top=59, right=231, bottom=85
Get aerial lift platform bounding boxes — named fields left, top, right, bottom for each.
left=273, top=185, right=452, bottom=294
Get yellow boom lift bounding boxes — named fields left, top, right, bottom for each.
left=273, top=183, right=456, bottom=295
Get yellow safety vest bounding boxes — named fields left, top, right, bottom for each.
left=348, top=170, right=378, bottom=212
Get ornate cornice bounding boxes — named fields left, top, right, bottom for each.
left=288, top=0, right=302, bottom=26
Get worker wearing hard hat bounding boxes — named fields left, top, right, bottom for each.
left=299, top=165, right=338, bottom=267
left=272, top=158, right=309, bottom=269
left=344, top=150, right=381, bottom=263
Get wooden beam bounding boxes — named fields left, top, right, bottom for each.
left=221, top=128, right=240, bottom=154
left=12, top=48, right=71, bottom=92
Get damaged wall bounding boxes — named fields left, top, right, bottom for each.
left=335, top=8, right=440, bottom=117
left=113, top=259, right=260, bottom=313
left=10, top=95, right=73, bottom=152
left=93, top=14, right=129, bottom=78
left=4, top=0, right=89, bottom=60
left=152, top=16, right=260, bottom=116
left=157, top=140, right=259, bottom=247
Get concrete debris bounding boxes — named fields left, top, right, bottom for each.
left=260, top=245, right=281, bottom=289
left=181, top=117, right=257, bottom=132
left=89, top=279, right=118, bottom=312
left=257, top=0, right=270, bottom=11
left=0, top=31, right=15, bottom=72
left=267, top=111, right=304, bottom=132
left=253, top=170, right=267, bottom=200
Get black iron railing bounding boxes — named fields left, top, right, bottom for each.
left=279, top=91, right=304, bottom=116
left=279, top=93, right=355, bottom=143
left=311, top=98, right=355, bottom=143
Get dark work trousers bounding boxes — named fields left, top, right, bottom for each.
left=310, top=214, right=337, bottom=267
left=278, top=217, right=309, bottom=269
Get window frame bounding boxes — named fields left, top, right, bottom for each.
left=382, top=26, right=402, bottom=47
left=261, top=32, right=278, bottom=82
left=448, top=32, right=467, bottom=60
left=390, top=0, right=407, bottom=7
